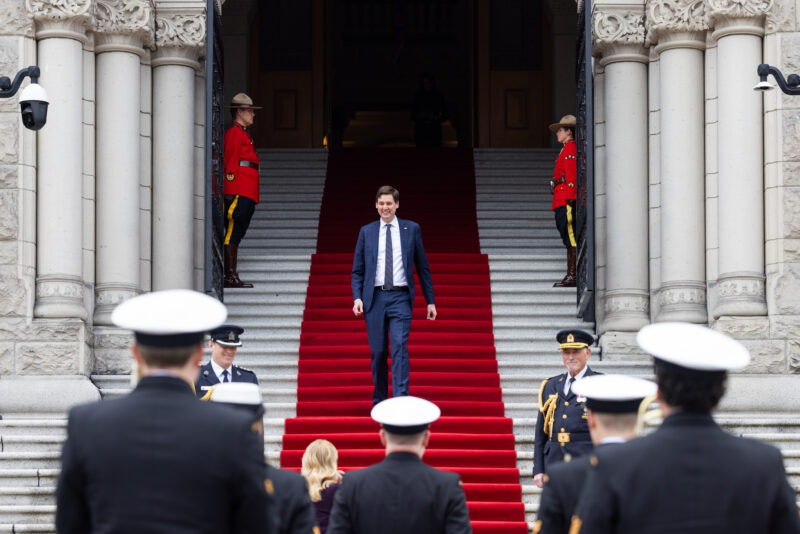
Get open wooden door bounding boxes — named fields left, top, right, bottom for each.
left=476, top=0, right=552, bottom=147
left=250, top=0, right=324, bottom=148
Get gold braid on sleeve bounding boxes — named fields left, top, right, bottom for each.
left=542, top=394, right=559, bottom=438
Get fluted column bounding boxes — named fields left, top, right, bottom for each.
left=151, top=5, right=205, bottom=290
left=709, top=0, right=770, bottom=317
left=593, top=6, right=651, bottom=331
left=92, top=0, right=154, bottom=324
left=26, top=0, right=91, bottom=319
left=648, top=0, right=708, bottom=323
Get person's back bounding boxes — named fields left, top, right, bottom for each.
left=329, top=452, right=467, bottom=534
left=580, top=411, right=796, bottom=534
left=57, top=376, right=268, bottom=534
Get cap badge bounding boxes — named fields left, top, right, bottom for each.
left=228, top=332, right=236, bottom=341
left=567, top=333, right=574, bottom=343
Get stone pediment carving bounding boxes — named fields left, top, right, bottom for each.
left=646, top=0, right=708, bottom=43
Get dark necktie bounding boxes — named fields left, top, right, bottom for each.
left=222, top=369, right=230, bottom=383
left=567, top=376, right=574, bottom=396
left=384, top=223, right=394, bottom=289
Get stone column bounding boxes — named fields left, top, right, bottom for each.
left=27, top=0, right=91, bottom=319
left=648, top=1, right=708, bottom=323
left=92, top=0, right=154, bottom=324
left=151, top=6, right=205, bottom=290
left=593, top=6, right=651, bottom=333
left=709, top=0, right=770, bottom=318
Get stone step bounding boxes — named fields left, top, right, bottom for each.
left=0, top=505, right=54, bottom=524
left=0, top=470, right=59, bottom=488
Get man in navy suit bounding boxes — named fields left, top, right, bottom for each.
left=195, top=324, right=258, bottom=397
left=352, top=185, right=436, bottom=406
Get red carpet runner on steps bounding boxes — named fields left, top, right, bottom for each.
left=280, top=148, right=528, bottom=534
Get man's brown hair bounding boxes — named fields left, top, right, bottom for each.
left=137, top=343, right=200, bottom=368
left=376, top=185, right=399, bottom=202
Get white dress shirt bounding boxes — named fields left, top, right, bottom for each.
left=210, top=359, right=232, bottom=383
left=564, top=365, right=588, bottom=395
left=375, top=217, right=407, bottom=287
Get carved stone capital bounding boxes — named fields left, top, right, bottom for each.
left=25, top=0, right=92, bottom=42
left=646, top=0, right=708, bottom=46
left=713, top=271, right=768, bottom=318
left=94, top=0, right=155, bottom=54
left=592, top=6, right=649, bottom=64
left=152, top=9, right=206, bottom=68
left=603, top=289, right=651, bottom=331
left=708, top=0, right=772, bottom=37
left=656, top=281, right=708, bottom=323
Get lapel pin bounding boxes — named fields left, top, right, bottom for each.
left=203, top=370, right=209, bottom=376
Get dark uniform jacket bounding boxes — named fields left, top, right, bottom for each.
left=266, top=465, right=317, bottom=534
left=223, top=123, right=260, bottom=203
left=326, top=451, right=472, bottom=534
left=533, top=368, right=601, bottom=476
left=551, top=139, right=577, bottom=211
left=195, top=361, right=258, bottom=397
left=55, top=376, right=272, bottom=534
left=535, top=443, right=618, bottom=534
left=572, top=411, right=800, bottom=534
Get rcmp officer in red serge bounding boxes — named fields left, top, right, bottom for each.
left=534, top=375, right=656, bottom=534
left=195, top=324, right=258, bottom=397
left=549, top=114, right=578, bottom=287
left=223, top=92, right=261, bottom=288
left=533, top=329, right=601, bottom=489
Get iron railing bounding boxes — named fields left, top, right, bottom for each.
left=205, top=0, right=225, bottom=300
left=575, top=0, right=595, bottom=322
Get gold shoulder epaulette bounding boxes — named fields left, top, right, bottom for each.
left=538, top=378, right=550, bottom=413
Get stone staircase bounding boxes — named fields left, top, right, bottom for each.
left=472, top=148, right=800, bottom=525
left=2, top=148, right=799, bottom=533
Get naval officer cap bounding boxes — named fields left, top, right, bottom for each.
left=371, top=396, right=441, bottom=435
left=111, top=289, right=227, bottom=348
left=210, top=324, right=245, bottom=347
left=205, top=382, right=264, bottom=413
left=557, top=329, right=594, bottom=349
left=572, top=374, right=657, bottom=413
left=636, top=322, right=750, bottom=373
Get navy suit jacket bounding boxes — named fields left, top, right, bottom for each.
left=351, top=218, right=435, bottom=312
left=195, top=361, right=258, bottom=397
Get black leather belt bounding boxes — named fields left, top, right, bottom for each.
left=550, top=176, right=566, bottom=192
left=375, top=285, right=408, bottom=292
left=239, top=160, right=259, bottom=170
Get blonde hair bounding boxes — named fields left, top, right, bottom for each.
left=301, top=439, right=339, bottom=502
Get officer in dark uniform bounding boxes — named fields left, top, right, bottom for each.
left=207, top=382, right=317, bottom=534
left=195, top=324, right=258, bottom=397
left=534, top=375, right=656, bottom=534
left=549, top=114, right=578, bottom=287
left=571, top=322, right=800, bottom=534
left=55, top=290, right=273, bottom=534
left=327, top=396, right=472, bottom=534
left=533, top=329, right=601, bottom=489
left=223, top=92, right=261, bottom=288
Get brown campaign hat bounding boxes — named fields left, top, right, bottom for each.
left=548, top=114, right=577, bottom=132
left=227, top=92, right=262, bottom=110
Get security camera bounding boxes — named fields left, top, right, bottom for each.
left=19, top=83, right=48, bottom=130
left=753, top=80, right=775, bottom=92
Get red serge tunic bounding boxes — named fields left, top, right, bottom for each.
left=223, top=123, right=260, bottom=203
left=551, top=139, right=577, bottom=211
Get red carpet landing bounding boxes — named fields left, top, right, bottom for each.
left=280, top=148, right=528, bottom=534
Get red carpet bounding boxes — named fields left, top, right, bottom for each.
left=280, top=149, right=528, bottom=534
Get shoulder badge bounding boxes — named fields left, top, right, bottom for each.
left=226, top=173, right=234, bottom=181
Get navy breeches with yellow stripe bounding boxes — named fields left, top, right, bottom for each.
left=554, top=204, right=577, bottom=248
left=224, top=194, right=256, bottom=246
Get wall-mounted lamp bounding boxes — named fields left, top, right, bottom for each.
left=0, top=66, right=49, bottom=130
left=754, top=63, right=800, bottom=96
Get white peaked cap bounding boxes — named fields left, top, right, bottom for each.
left=636, top=322, right=750, bottom=371
left=572, top=375, right=657, bottom=413
left=371, top=396, right=441, bottom=434
left=209, top=382, right=262, bottom=406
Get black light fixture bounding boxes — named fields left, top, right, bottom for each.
left=754, top=63, right=800, bottom=95
left=0, top=66, right=49, bottom=130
